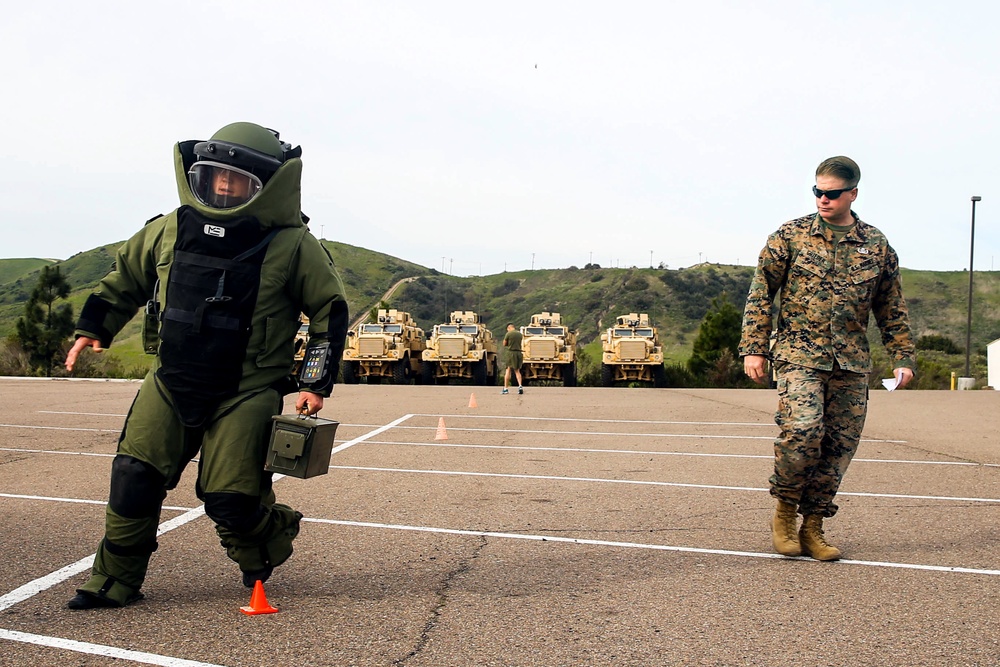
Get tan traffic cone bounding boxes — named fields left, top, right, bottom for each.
left=435, top=417, right=448, bottom=440
left=468, top=393, right=478, bottom=408
left=240, top=580, right=279, bottom=615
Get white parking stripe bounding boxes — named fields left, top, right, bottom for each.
left=0, top=492, right=190, bottom=511
left=329, top=465, right=1000, bottom=504
left=306, top=518, right=1000, bottom=577
left=0, top=629, right=226, bottom=667
left=390, top=423, right=908, bottom=443
left=355, top=440, right=992, bottom=467
left=330, top=414, right=414, bottom=455
left=0, top=423, right=120, bottom=433
left=413, top=412, right=778, bottom=427
left=0, top=447, right=115, bottom=457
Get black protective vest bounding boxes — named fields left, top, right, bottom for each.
left=157, top=206, right=280, bottom=426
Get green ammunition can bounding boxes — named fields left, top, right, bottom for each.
left=265, top=414, right=340, bottom=479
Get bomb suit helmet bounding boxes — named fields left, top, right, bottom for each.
left=188, top=122, right=288, bottom=209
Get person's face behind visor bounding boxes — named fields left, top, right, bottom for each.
left=188, top=161, right=263, bottom=209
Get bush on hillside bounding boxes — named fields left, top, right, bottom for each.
left=491, top=279, right=520, bottom=298
left=916, top=334, right=962, bottom=354
left=0, top=338, right=30, bottom=375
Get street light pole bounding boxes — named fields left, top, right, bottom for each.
left=965, top=196, right=982, bottom=377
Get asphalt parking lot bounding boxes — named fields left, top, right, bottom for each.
left=0, top=377, right=997, bottom=666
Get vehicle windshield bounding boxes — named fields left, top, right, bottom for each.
left=439, top=325, right=459, bottom=334
left=361, top=324, right=383, bottom=333
left=548, top=327, right=565, bottom=336
left=525, top=327, right=544, bottom=335
left=460, top=325, right=479, bottom=335
left=384, top=324, right=402, bottom=333
left=635, top=328, right=653, bottom=337
left=613, top=328, right=634, bottom=337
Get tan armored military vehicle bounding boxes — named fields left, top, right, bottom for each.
left=291, top=315, right=310, bottom=376
left=600, top=313, right=666, bottom=387
left=421, top=310, right=498, bottom=385
left=520, top=312, right=578, bottom=387
left=341, top=309, right=426, bottom=384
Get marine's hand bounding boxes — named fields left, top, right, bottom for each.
left=66, top=337, right=103, bottom=372
left=743, top=354, right=768, bottom=385
left=894, top=367, right=914, bottom=390
left=296, top=391, right=324, bottom=416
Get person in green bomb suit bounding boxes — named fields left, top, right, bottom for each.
left=64, top=122, right=349, bottom=609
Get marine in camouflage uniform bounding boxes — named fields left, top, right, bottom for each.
left=739, top=156, right=915, bottom=561
left=64, top=123, right=349, bottom=608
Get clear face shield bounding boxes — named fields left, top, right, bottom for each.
left=187, top=161, right=264, bottom=209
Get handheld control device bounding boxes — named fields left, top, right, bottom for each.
left=298, top=339, right=334, bottom=393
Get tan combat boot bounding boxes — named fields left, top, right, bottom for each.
left=770, top=500, right=801, bottom=557
left=799, top=514, right=842, bottom=561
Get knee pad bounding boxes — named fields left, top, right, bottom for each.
left=109, top=455, right=167, bottom=519
left=204, top=492, right=266, bottom=535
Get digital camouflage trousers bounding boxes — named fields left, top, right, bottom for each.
left=770, top=361, right=869, bottom=517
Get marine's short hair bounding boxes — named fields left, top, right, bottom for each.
left=816, top=156, right=861, bottom=189
left=507, top=322, right=515, bottom=328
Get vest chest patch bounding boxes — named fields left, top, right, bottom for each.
left=203, top=224, right=226, bottom=238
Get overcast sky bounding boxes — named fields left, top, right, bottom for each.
left=2, top=1, right=998, bottom=275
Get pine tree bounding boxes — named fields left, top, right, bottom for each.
left=687, top=292, right=743, bottom=377
left=14, top=265, right=75, bottom=376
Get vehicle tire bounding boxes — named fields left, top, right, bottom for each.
left=601, top=363, right=614, bottom=387
left=392, top=357, right=408, bottom=384
left=487, top=355, right=498, bottom=385
left=563, top=361, right=577, bottom=387
left=342, top=361, right=360, bottom=385
left=653, top=363, right=667, bottom=388
left=473, top=358, right=488, bottom=385
left=421, top=360, right=436, bottom=386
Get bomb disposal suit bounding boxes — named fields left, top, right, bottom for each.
left=67, top=123, right=349, bottom=608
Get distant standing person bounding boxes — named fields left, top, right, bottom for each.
left=739, top=156, right=915, bottom=561
left=502, top=323, right=523, bottom=395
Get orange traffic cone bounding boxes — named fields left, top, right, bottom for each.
left=468, top=393, right=478, bottom=408
left=435, top=417, right=448, bottom=440
left=240, top=580, right=279, bottom=615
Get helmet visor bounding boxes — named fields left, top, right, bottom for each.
left=188, top=161, right=264, bottom=209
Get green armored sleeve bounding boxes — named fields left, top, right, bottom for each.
left=76, top=219, right=165, bottom=348
left=287, top=233, right=350, bottom=394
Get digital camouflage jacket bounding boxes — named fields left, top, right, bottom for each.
left=739, top=212, right=915, bottom=374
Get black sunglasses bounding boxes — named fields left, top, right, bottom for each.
left=812, top=185, right=855, bottom=200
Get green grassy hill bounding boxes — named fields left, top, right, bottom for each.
left=3, top=248, right=999, bottom=385
left=389, top=264, right=757, bottom=365
left=0, top=258, right=55, bottom=285
left=0, top=240, right=430, bottom=373
left=387, top=265, right=1000, bottom=365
